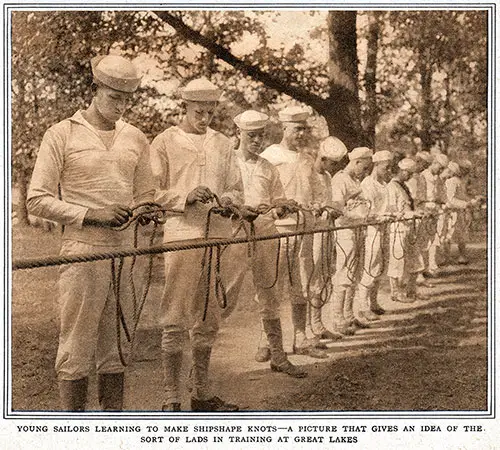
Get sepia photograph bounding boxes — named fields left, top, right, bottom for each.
left=4, top=4, right=494, bottom=441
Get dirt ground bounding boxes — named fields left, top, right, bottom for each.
left=11, top=224, right=488, bottom=412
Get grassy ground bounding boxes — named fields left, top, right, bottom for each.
left=10, top=224, right=488, bottom=412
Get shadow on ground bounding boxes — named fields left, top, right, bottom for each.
left=11, top=237, right=488, bottom=412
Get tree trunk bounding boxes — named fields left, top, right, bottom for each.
left=155, top=10, right=364, bottom=150
left=325, top=11, right=364, bottom=150
left=442, top=71, right=451, bottom=154
left=364, top=11, right=381, bottom=148
left=419, top=50, right=433, bottom=151
left=16, top=171, right=30, bottom=226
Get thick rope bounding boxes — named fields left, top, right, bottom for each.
left=112, top=214, right=161, bottom=366
left=13, top=215, right=446, bottom=271
left=200, top=195, right=245, bottom=319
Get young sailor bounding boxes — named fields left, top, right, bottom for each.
left=225, top=109, right=307, bottom=378
left=357, top=150, right=394, bottom=320
left=151, top=78, right=246, bottom=411
left=260, top=106, right=327, bottom=359
left=386, top=158, right=426, bottom=303
left=330, top=147, right=373, bottom=334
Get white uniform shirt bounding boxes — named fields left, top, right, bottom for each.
left=260, top=143, right=314, bottom=226
left=260, top=143, right=314, bottom=205
left=331, top=170, right=371, bottom=226
left=151, top=126, right=243, bottom=242
left=311, top=170, right=333, bottom=207
left=421, top=168, right=446, bottom=205
left=330, top=170, right=361, bottom=211
left=235, top=152, right=286, bottom=208
left=27, top=110, right=154, bottom=246
left=386, top=179, right=413, bottom=214
left=445, top=176, right=469, bottom=209
left=361, top=173, right=388, bottom=216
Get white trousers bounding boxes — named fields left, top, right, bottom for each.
left=334, top=228, right=361, bottom=291
left=56, top=240, right=134, bottom=380
left=359, top=224, right=388, bottom=289
left=223, top=219, right=282, bottom=320
left=387, top=221, right=424, bottom=279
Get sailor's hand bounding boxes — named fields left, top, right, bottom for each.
left=310, top=202, right=323, bottom=217
left=186, top=186, right=214, bottom=205
left=218, top=196, right=234, bottom=208
left=239, top=205, right=260, bottom=222
left=84, top=205, right=132, bottom=228
left=274, top=206, right=287, bottom=219
left=137, top=205, right=159, bottom=226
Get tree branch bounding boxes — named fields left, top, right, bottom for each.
left=153, top=11, right=327, bottom=112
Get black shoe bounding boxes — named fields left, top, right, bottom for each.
left=333, top=323, right=356, bottom=336
left=270, top=360, right=308, bottom=378
left=358, top=310, right=380, bottom=322
left=191, top=396, right=239, bottom=412
left=350, top=318, right=371, bottom=329
left=292, top=344, right=329, bottom=359
left=317, top=329, right=343, bottom=341
left=371, top=306, right=385, bottom=315
left=393, top=295, right=417, bottom=304
left=423, top=270, right=439, bottom=278
left=162, top=402, right=181, bottom=412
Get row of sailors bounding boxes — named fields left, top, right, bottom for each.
left=223, top=113, right=479, bottom=409
left=227, top=107, right=479, bottom=366
left=27, top=63, right=481, bottom=412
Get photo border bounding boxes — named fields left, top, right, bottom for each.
left=2, top=1, right=496, bottom=423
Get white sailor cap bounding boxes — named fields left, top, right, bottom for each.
left=278, top=106, right=310, bottom=123
left=181, top=78, right=222, bottom=102
left=372, top=150, right=393, bottom=163
left=448, top=161, right=461, bottom=175
left=349, top=147, right=373, bottom=161
left=91, top=55, right=141, bottom=93
left=233, top=110, right=269, bottom=130
left=458, top=159, right=473, bottom=169
left=415, top=151, right=432, bottom=163
left=398, top=158, right=417, bottom=172
left=318, top=136, right=348, bottom=161
left=434, top=153, right=449, bottom=168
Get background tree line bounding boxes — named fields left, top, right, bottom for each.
left=11, top=10, right=488, bottom=225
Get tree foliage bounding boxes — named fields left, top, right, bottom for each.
left=11, top=9, right=488, bottom=224
left=375, top=10, right=487, bottom=155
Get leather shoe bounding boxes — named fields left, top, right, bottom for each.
left=333, top=323, right=356, bottom=336
left=254, top=346, right=271, bottom=363
left=350, top=318, right=371, bottom=329
left=270, top=360, right=308, bottom=378
left=302, top=336, right=328, bottom=349
left=317, top=329, right=343, bottom=341
left=423, top=270, right=439, bottom=278
left=359, top=310, right=380, bottom=322
left=393, top=295, right=416, bottom=303
left=162, top=402, right=181, bottom=412
left=371, top=306, right=385, bottom=315
left=191, top=396, right=238, bottom=412
left=292, top=344, right=329, bottom=359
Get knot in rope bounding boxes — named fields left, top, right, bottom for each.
left=113, top=202, right=168, bottom=231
